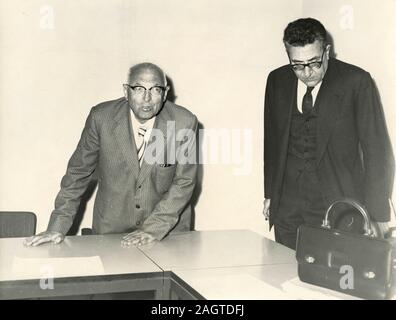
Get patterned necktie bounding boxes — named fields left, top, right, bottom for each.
left=137, top=126, right=147, bottom=166
left=302, top=86, right=315, bottom=114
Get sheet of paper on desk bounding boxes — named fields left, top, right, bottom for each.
left=11, top=256, right=105, bottom=280
left=187, top=274, right=299, bottom=300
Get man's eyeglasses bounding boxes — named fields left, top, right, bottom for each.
left=124, top=84, right=166, bottom=96
left=290, top=50, right=326, bottom=71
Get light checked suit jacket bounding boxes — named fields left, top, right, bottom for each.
left=48, top=98, right=198, bottom=240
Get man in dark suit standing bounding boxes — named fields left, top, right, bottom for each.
left=263, top=18, right=394, bottom=249
left=25, top=63, right=198, bottom=247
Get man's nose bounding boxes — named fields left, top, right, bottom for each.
left=143, top=90, right=152, bottom=102
left=302, top=66, right=313, bottom=78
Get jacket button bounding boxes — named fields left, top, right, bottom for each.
left=136, top=204, right=140, bottom=209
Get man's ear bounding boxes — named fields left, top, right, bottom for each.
left=163, top=86, right=170, bottom=102
left=325, top=44, right=331, bottom=59
left=123, top=84, right=129, bottom=99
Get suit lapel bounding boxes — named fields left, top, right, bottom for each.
left=112, top=100, right=140, bottom=179
left=316, top=59, right=345, bottom=164
left=137, top=102, right=171, bottom=186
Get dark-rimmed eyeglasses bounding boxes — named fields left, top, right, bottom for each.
left=124, top=84, right=166, bottom=96
left=290, top=50, right=326, bottom=71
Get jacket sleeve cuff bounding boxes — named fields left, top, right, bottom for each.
left=47, top=215, right=71, bottom=236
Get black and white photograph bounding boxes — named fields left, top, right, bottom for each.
left=1, top=0, right=396, bottom=305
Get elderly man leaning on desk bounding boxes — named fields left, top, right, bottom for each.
left=25, top=62, right=198, bottom=247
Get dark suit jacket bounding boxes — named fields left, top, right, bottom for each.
left=264, top=58, right=394, bottom=225
left=48, top=98, right=198, bottom=240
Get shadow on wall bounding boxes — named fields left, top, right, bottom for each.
left=189, top=121, right=204, bottom=231
left=371, top=77, right=395, bottom=195
left=67, top=75, right=204, bottom=235
left=327, top=31, right=337, bottom=59
left=167, top=75, right=205, bottom=231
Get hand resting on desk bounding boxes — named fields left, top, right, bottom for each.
left=24, top=231, right=65, bottom=247
left=121, top=230, right=156, bottom=247
left=24, top=230, right=157, bottom=247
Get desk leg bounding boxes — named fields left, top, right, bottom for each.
left=159, top=276, right=172, bottom=300
left=163, top=272, right=205, bottom=300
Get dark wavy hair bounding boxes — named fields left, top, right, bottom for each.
left=283, top=18, right=327, bottom=47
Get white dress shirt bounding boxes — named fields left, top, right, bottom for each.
left=297, top=79, right=323, bottom=113
left=130, top=109, right=156, bottom=149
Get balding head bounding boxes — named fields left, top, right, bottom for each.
left=124, top=63, right=169, bottom=123
left=127, top=63, right=167, bottom=87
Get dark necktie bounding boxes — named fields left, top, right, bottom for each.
left=302, top=86, right=315, bottom=114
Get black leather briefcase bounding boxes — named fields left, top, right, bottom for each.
left=296, top=199, right=396, bottom=300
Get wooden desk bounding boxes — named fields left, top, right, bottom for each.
left=0, top=235, right=163, bottom=299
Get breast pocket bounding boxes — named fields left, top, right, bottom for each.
left=155, top=165, right=177, bottom=194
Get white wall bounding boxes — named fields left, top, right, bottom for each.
left=0, top=0, right=303, bottom=238
left=303, top=0, right=396, bottom=143
left=1, top=0, right=394, bottom=237
left=0, top=0, right=142, bottom=233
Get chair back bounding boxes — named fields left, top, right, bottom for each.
left=0, top=211, right=37, bottom=238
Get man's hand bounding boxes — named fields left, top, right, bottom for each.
left=24, top=231, right=65, bottom=247
left=121, top=230, right=156, bottom=247
left=373, top=221, right=390, bottom=238
left=263, top=198, right=271, bottom=220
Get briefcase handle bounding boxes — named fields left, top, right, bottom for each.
left=321, top=198, right=375, bottom=236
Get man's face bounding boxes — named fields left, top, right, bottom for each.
left=125, top=68, right=169, bottom=123
left=287, top=40, right=330, bottom=87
